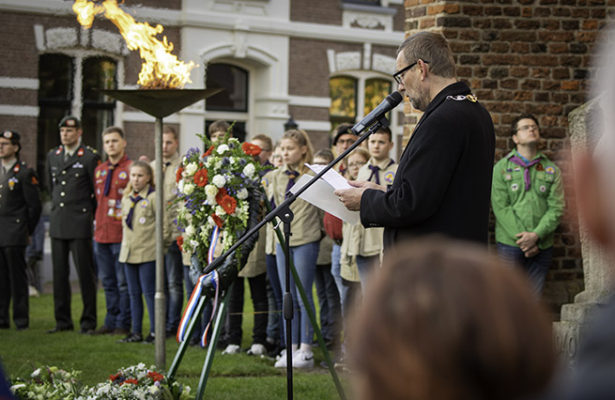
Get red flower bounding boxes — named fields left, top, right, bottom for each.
left=211, top=214, right=223, bottom=228
left=215, top=187, right=228, bottom=203
left=242, top=142, right=262, bottom=156
left=176, top=167, right=184, bottom=183
left=193, top=169, right=208, bottom=187
left=204, top=145, right=215, bottom=157
left=176, top=236, right=184, bottom=252
left=219, top=195, right=237, bottom=215
left=147, top=371, right=164, bottom=382
left=109, top=373, right=121, bottom=382
left=122, top=378, right=138, bottom=385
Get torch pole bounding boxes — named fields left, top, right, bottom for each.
left=155, top=117, right=166, bottom=369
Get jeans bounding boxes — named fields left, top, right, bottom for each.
left=94, top=241, right=130, bottom=330
left=124, top=261, right=156, bottom=335
left=496, top=243, right=553, bottom=294
left=225, top=273, right=268, bottom=345
left=266, top=253, right=283, bottom=345
left=314, top=263, right=341, bottom=346
left=165, top=242, right=184, bottom=332
left=356, top=254, right=380, bottom=292
left=276, top=241, right=319, bottom=346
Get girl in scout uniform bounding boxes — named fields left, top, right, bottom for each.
left=348, top=128, right=397, bottom=291
left=265, top=129, right=322, bottom=369
left=118, top=161, right=158, bottom=343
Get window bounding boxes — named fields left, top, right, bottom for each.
left=205, top=63, right=249, bottom=142
left=329, top=75, right=392, bottom=132
left=37, top=54, right=117, bottom=181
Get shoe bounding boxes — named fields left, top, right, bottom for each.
left=92, top=326, right=114, bottom=335
left=47, top=326, right=73, bottom=334
left=246, top=343, right=267, bottom=356
left=28, top=285, right=40, bottom=297
left=113, top=328, right=130, bottom=335
left=274, top=349, right=294, bottom=368
left=118, top=333, right=143, bottom=343
left=80, top=327, right=95, bottom=335
left=144, top=333, right=155, bottom=343
left=16, top=326, right=28, bottom=331
left=222, top=344, right=241, bottom=355
left=293, top=349, right=314, bottom=369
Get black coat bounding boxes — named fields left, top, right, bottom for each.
left=0, top=160, right=42, bottom=246
left=46, top=144, right=100, bottom=239
left=360, top=81, right=495, bottom=248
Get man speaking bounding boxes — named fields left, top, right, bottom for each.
left=336, top=32, right=495, bottom=249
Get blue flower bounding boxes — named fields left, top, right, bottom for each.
left=185, top=147, right=201, bottom=159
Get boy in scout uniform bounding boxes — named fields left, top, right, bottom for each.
left=46, top=116, right=101, bottom=334
left=93, top=126, right=132, bottom=335
left=0, top=130, right=41, bottom=330
left=492, top=114, right=565, bottom=294
left=348, top=126, right=397, bottom=291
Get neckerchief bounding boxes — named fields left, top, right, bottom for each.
left=509, top=154, right=541, bottom=191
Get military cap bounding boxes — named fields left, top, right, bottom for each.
left=58, top=115, right=81, bottom=129
left=1, top=130, right=21, bottom=152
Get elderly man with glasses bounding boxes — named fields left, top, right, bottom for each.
left=491, top=114, right=564, bottom=294
left=336, top=31, right=495, bottom=250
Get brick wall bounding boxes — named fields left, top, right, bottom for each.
left=291, top=0, right=343, bottom=25
left=402, top=0, right=613, bottom=317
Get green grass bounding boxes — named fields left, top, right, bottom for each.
left=0, top=284, right=345, bottom=399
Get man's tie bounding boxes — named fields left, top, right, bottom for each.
left=368, top=165, right=381, bottom=185
left=103, top=164, right=117, bottom=196
left=509, top=155, right=541, bottom=191
left=125, top=192, right=143, bottom=229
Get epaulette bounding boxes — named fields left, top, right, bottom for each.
left=87, top=146, right=98, bottom=154
left=54, top=145, right=63, bottom=155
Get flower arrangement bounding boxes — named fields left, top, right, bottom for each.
left=175, top=132, right=268, bottom=269
left=10, top=366, right=82, bottom=400
left=10, top=364, right=192, bottom=400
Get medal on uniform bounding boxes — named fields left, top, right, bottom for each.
left=73, top=162, right=84, bottom=169
left=8, top=177, right=18, bottom=190
left=384, top=171, right=395, bottom=184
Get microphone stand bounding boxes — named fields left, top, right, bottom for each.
left=202, top=115, right=391, bottom=400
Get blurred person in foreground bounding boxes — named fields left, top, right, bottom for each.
left=542, top=25, right=615, bottom=400
left=349, top=237, right=556, bottom=400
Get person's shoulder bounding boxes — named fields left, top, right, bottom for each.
left=494, top=153, right=513, bottom=168
left=47, top=145, right=63, bottom=159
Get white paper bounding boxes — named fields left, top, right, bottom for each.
left=305, top=163, right=353, bottom=190
left=290, top=174, right=360, bottom=224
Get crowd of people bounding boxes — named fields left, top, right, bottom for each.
left=1, top=29, right=612, bottom=399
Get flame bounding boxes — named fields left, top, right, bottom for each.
left=72, top=0, right=197, bottom=89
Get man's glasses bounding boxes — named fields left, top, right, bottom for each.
left=393, top=59, right=429, bottom=85
left=517, top=124, right=538, bottom=132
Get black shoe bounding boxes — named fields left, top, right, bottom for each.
left=92, top=325, right=115, bottom=335
left=118, top=333, right=143, bottom=343
left=113, top=327, right=130, bottom=336
left=143, top=333, right=155, bottom=343
left=47, top=326, right=73, bottom=334
left=80, top=327, right=95, bottom=335
left=16, top=326, right=28, bottom=331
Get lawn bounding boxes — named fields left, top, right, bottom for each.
left=0, top=285, right=346, bottom=399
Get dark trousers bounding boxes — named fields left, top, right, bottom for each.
left=314, top=263, right=342, bottom=347
left=496, top=243, right=553, bottom=294
left=225, top=273, right=268, bottom=346
left=0, top=246, right=29, bottom=328
left=51, top=238, right=97, bottom=330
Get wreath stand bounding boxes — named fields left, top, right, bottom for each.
left=168, top=115, right=391, bottom=400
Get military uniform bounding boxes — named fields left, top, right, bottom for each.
left=0, top=160, right=42, bottom=329
left=46, top=142, right=100, bottom=332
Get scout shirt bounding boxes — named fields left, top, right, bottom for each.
left=491, top=149, right=564, bottom=250
left=46, top=143, right=101, bottom=239
left=119, top=184, right=160, bottom=264
left=0, top=160, right=42, bottom=247
left=340, top=221, right=359, bottom=283
left=151, top=153, right=182, bottom=248
left=349, top=157, right=398, bottom=257
left=94, top=154, right=131, bottom=243
left=264, top=165, right=322, bottom=247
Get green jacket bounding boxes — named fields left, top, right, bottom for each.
left=491, top=150, right=564, bottom=249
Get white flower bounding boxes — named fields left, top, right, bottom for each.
left=185, top=162, right=198, bottom=176
left=237, top=188, right=248, bottom=200
left=215, top=159, right=223, bottom=169
left=190, top=239, right=199, bottom=248
left=216, top=144, right=230, bottom=154
left=206, top=157, right=215, bottom=168
left=205, top=184, right=218, bottom=198
left=243, top=163, right=256, bottom=178
left=183, top=183, right=195, bottom=195
left=230, top=157, right=238, bottom=165
left=185, top=225, right=195, bottom=236
left=212, top=175, right=226, bottom=188
left=216, top=205, right=226, bottom=216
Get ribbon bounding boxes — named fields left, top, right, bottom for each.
left=207, top=225, right=220, bottom=264
left=509, top=155, right=541, bottom=191
left=176, top=273, right=208, bottom=343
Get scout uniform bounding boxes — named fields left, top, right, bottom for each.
left=349, top=158, right=398, bottom=259
left=491, top=149, right=564, bottom=250
left=150, top=153, right=181, bottom=248
left=0, top=130, right=42, bottom=329
left=119, top=185, right=158, bottom=264
left=46, top=117, right=101, bottom=332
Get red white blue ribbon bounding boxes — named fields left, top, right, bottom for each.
left=207, top=225, right=220, bottom=262
left=176, top=273, right=207, bottom=343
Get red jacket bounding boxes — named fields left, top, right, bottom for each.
left=94, top=155, right=131, bottom=243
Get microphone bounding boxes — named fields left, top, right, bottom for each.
left=351, top=91, right=403, bottom=135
